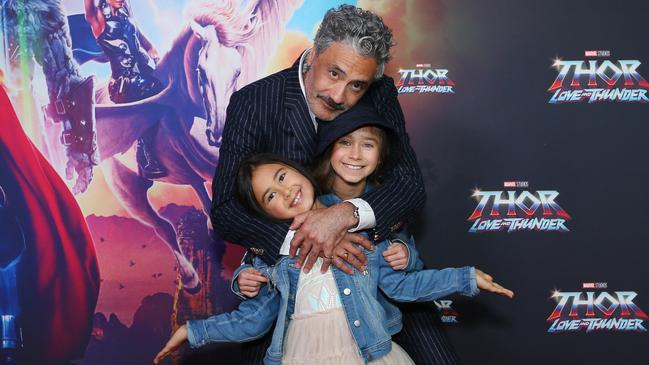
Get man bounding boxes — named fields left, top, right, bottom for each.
left=211, top=5, right=460, bottom=365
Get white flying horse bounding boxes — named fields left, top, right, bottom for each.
left=92, top=0, right=303, bottom=292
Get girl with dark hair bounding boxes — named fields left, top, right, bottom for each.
left=154, top=103, right=514, bottom=365
left=236, top=153, right=321, bottom=222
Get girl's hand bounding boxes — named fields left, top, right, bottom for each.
left=153, top=324, right=188, bottom=364
left=382, top=242, right=409, bottom=270
left=237, top=268, right=268, bottom=298
left=476, top=269, right=514, bottom=298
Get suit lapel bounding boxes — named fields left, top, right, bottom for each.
left=284, top=65, right=316, bottom=158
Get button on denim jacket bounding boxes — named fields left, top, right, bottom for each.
left=187, top=193, right=478, bottom=364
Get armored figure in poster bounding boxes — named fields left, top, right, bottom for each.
left=1, top=0, right=98, bottom=194
left=84, top=0, right=167, bottom=178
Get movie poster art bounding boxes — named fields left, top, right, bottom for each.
left=0, top=1, right=433, bottom=363
left=4, top=1, right=647, bottom=364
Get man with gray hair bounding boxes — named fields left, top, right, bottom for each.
left=211, top=5, right=460, bottom=364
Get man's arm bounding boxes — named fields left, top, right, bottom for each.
left=363, top=76, right=426, bottom=242
left=211, top=90, right=290, bottom=264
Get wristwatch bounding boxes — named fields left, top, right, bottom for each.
left=352, top=204, right=360, bottom=225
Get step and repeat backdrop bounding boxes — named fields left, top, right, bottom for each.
left=0, top=0, right=647, bottom=364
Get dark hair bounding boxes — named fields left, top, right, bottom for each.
left=237, top=153, right=319, bottom=221
left=313, top=125, right=392, bottom=194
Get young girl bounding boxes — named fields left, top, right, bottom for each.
left=154, top=103, right=514, bottom=365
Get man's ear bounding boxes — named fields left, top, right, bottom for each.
left=306, top=47, right=316, bottom=65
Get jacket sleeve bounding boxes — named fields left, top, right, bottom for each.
left=186, top=287, right=280, bottom=345
left=210, top=89, right=290, bottom=263
left=376, top=242, right=479, bottom=302
left=361, top=76, right=426, bottom=242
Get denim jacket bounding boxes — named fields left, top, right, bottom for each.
left=230, top=186, right=422, bottom=300
left=187, top=194, right=478, bottom=364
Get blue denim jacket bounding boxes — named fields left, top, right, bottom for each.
left=187, top=194, right=479, bottom=364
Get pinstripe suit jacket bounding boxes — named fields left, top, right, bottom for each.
left=210, top=62, right=425, bottom=264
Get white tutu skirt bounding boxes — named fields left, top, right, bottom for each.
left=282, top=308, right=414, bottom=365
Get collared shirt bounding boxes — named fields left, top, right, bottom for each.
left=279, top=49, right=376, bottom=251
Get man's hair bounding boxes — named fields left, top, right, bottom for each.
left=313, top=5, right=394, bottom=79
left=237, top=153, right=319, bottom=222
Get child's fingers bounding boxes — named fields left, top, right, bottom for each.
left=242, top=289, right=260, bottom=298
left=477, top=269, right=493, bottom=282
left=388, top=258, right=407, bottom=270
left=239, top=277, right=266, bottom=289
left=153, top=345, right=172, bottom=364
left=383, top=245, right=399, bottom=256
left=484, top=280, right=514, bottom=298
left=239, top=284, right=261, bottom=292
left=242, top=272, right=269, bottom=283
left=246, top=268, right=262, bottom=276
left=492, top=282, right=514, bottom=298
left=383, top=251, right=405, bottom=263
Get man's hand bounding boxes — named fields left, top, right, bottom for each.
left=382, top=242, right=409, bottom=270
left=476, top=269, right=514, bottom=298
left=289, top=202, right=372, bottom=273
left=153, top=324, right=188, bottom=364
left=325, top=232, right=372, bottom=274
left=237, top=268, right=268, bottom=298
left=289, top=202, right=361, bottom=273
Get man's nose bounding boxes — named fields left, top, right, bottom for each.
left=330, top=84, right=345, bottom=105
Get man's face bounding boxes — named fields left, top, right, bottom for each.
left=303, top=42, right=378, bottom=121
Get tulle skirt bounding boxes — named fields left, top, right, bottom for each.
left=282, top=308, right=414, bottom=365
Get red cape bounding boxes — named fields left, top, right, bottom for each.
left=0, top=88, right=100, bottom=361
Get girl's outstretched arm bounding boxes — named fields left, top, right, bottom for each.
left=153, top=325, right=188, bottom=364
left=153, top=287, right=281, bottom=363
left=377, top=242, right=514, bottom=301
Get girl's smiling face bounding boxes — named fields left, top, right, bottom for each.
left=251, top=163, right=316, bottom=220
left=330, top=126, right=383, bottom=188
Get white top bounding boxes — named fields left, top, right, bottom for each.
left=293, top=258, right=342, bottom=315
